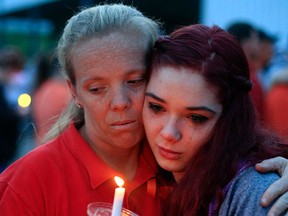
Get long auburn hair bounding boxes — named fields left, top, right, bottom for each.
left=148, top=24, right=288, bottom=215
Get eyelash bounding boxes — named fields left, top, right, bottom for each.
left=187, top=115, right=208, bottom=124
left=148, top=102, right=209, bottom=124
left=149, top=103, right=164, bottom=113
left=127, top=77, right=145, bottom=86
left=88, top=87, right=105, bottom=93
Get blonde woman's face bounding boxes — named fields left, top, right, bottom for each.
left=142, top=66, right=222, bottom=182
left=69, top=32, right=147, bottom=151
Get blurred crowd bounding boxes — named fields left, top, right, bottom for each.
left=0, top=47, right=70, bottom=172
left=0, top=47, right=27, bottom=172
left=0, top=20, right=288, bottom=173
left=227, top=22, right=288, bottom=142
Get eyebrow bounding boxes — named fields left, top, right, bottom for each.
left=186, top=106, right=216, bottom=114
left=80, top=70, right=145, bottom=83
left=145, top=92, right=217, bottom=114
left=145, top=92, right=166, bottom=103
left=80, top=75, right=103, bottom=83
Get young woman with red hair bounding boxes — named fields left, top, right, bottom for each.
left=143, top=24, right=288, bottom=215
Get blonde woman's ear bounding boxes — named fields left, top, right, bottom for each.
left=75, top=101, right=82, bottom=108
left=66, top=79, right=77, bottom=98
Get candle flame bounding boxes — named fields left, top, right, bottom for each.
left=114, top=176, right=124, bottom=187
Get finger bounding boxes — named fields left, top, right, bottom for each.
left=266, top=192, right=288, bottom=216
left=256, top=157, right=287, bottom=174
left=261, top=177, right=288, bottom=207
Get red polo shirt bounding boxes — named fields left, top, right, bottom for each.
left=265, top=84, right=288, bottom=141
left=0, top=124, right=172, bottom=215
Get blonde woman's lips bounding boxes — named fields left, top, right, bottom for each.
left=110, top=120, right=137, bottom=129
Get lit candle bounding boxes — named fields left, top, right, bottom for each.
left=111, top=176, right=125, bottom=216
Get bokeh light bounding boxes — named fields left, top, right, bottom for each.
left=18, top=93, right=32, bottom=108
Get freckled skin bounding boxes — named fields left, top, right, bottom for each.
left=69, top=32, right=148, bottom=154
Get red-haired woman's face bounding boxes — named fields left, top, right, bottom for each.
left=142, top=66, right=222, bottom=182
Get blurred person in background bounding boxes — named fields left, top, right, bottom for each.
left=31, top=51, right=71, bottom=145
left=256, top=28, right=277, bottom=92
left=227, top=22, right=266, bottom=123
left=227, top=23, right=288, bottom=129
left=0, top=47, right=24, bottom=172
left=265, top=67, right=288, bottom=141
left=257, top=30, right=288, bottom=94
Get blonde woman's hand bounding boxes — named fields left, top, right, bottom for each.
left=256, top=156, right=288, bottom=216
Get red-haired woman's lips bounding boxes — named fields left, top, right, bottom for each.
left=158, top=146, right=181, bottom=160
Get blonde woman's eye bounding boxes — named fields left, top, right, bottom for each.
left=148, top=103, right=164, bottom=113
left=127, top=78, right=145, bottom=86
left=88, top=87, right=105, bottom=93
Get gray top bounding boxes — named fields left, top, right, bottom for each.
left=219, top=166, right=282, bottom=216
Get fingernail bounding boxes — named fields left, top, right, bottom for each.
left=261, top=198, right=267, bottom=205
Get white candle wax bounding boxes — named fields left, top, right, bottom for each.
left=111, top=187, right=125, bottom=216
left=111, top=176, right=125, bottom=216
